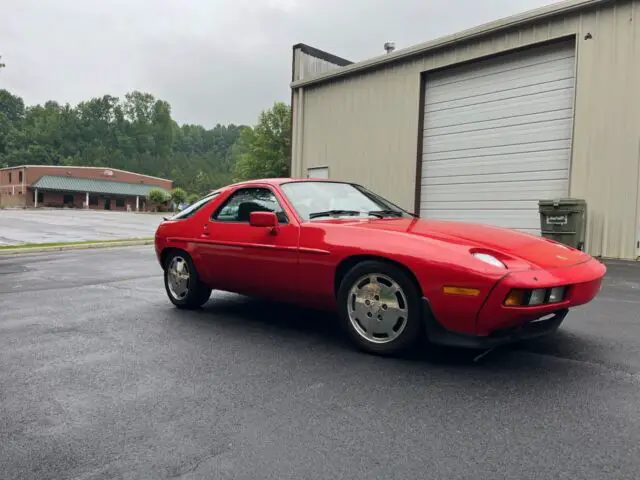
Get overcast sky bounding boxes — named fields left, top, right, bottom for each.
left=1, top=0, right=562, bottom=127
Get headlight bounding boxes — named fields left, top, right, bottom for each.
left=472, top=252, right=507, bottom=269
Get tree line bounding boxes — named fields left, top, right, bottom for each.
left=0, top=88, right=291, bottom=200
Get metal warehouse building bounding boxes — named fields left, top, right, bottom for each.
left=290, top=0, right=640, bottom=260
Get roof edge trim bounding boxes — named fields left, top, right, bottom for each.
left=293, top=43, right=353, bottom=67
left=291, top=0, right=610, bottom=89
left=0, top=164, right=172, bottom=183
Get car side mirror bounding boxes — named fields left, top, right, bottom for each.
left=249, top=211, right=279, bottom=231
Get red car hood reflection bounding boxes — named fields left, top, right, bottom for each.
left=320, top=217, right=591, bottom=270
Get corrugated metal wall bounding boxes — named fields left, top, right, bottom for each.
left=293, top=49, right=347, bottom=81
left=292, top=0, right=640, bottom=260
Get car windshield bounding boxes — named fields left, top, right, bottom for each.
left=280, top=181, right=411, bottom=221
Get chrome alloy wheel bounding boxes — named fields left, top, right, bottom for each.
left=347, top=273, right=409, bottom=344
left=167, top=256, right=190, bottom=300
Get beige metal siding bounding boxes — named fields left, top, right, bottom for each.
left=298, top=70, right=421, bottom=203
left=570, top=1, right=640, bottom=259
left=292, top=0, right=640, bottom=259
left=293, top=49, right=349, bottom=81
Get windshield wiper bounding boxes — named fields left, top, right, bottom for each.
left=368, top=209, right=404, bottom=218
left=309, top=209, right=362, bottom=219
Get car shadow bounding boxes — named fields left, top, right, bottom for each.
left=511, top=328, right=621, bottom=369
left=180, top=294, right=602, bottom=371
left=197, top=293, right=345, bottom=341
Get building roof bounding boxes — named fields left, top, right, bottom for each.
left=290, top=0, right=610, bottom=89
left=292, top=43, right=353, bottom=66
left=0, top=164, right=171, bottom=183
left=31, top=176, right=171, bottom=196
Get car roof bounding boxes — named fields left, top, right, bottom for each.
left=227, top=178, right=344, bottom=187
left=206, top=178, right=353, bottom=196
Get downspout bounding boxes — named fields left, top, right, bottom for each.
left=289, top=46, right=296, bottom=177
left=296, top=87, right=304, bottom=178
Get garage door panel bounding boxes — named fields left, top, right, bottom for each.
left=425, top=78, right=574, bottom=113
left=421, top=186, right=567, bottom=202
left=423, top=118, right=573, bottom=154
left=425, top=89, right=573, bottom=129
left=426, top=44, right=574, bottom=88
left=423, top=149, right=571, bottom=176
left=422, top=169, right=568, bottom=186
left=421, top=179, right=568, bottom=202
left=425, top=139, right=572, bottom=162
left=425, top=60, right=574, bottom=106
left=425, top=108, right=573, bottom=138
left=421, top=41, right=575, bottom=234
left=421, top=209, right=542, bottom=231
left=421, top=199, right=540, bottom=211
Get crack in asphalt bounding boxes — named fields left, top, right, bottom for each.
left=165, top=443, right=232, bottom=479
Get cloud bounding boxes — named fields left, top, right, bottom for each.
left=0, top=0, right=562, bottom=127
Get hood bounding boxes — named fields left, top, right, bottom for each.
left=330, top=217, right=591, bottom=269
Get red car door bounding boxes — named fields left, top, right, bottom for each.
left=197, top=185, right=300, bottom=301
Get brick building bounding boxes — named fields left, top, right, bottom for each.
left=0, top=165, right=172, bottom=211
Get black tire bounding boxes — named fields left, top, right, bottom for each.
left=163, top=250, right=211, bottom=310
left=337, top=260, right=422, bottom=357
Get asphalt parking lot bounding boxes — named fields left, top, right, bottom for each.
left=0, top=209, right=164, bottom=246
left=1, top=247, right=639, bottom=479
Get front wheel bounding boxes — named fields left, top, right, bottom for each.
left=337, top=260, right=423, bottom=356
left=164, top=251, right=211, bottom=309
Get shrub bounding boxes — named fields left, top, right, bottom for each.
left=147, top=188, right=170, bottom=204
left=170, top=187, right=187, bottom=205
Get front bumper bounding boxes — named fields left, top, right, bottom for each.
left=422, top=257, right=606, bottom=349
left=422, top=297, right=568, bottom=349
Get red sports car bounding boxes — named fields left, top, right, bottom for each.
left=154, top=178, right=606, bottom=356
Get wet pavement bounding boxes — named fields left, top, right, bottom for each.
left=1, top=247, right=639, bottom=479
left=0, top=209, right=164, bottom=246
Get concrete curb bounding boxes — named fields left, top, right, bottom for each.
left=0, top=239, right=154, bottom=256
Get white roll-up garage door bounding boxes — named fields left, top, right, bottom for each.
left=420, top=41, right=576, bottom=234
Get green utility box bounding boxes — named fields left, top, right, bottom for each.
left=538, top=198, right=587, bottom=250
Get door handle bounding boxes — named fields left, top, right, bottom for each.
left=202, top=224, right=210, bottom=236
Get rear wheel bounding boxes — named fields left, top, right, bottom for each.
left=164, top=251, right=211, bottom=309
left=337, top=260, right=422, bottom=356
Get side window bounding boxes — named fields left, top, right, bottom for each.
left=213, top=188, right=288, bottom=223
left=168, top=192, right=219, bottom=220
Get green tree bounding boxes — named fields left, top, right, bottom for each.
left=171, top=187, right=187, bottom=206
left=233, top=102, right=291, bottom=181
left=0, top=90, right=25, bottom=165
left=0, top=88, right=290, bottom=194
left=147, top=188, right=169, bottom=204
left=187, top=193, right=200, bottom=204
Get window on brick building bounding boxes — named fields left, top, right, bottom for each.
left=115, top=198, right=125, bottom=208
left=8, top=172, right=12, bottom=183
left=19, top=171, right=23, bottom=183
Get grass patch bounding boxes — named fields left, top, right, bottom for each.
left=0, top=238, right=153, bottom=250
